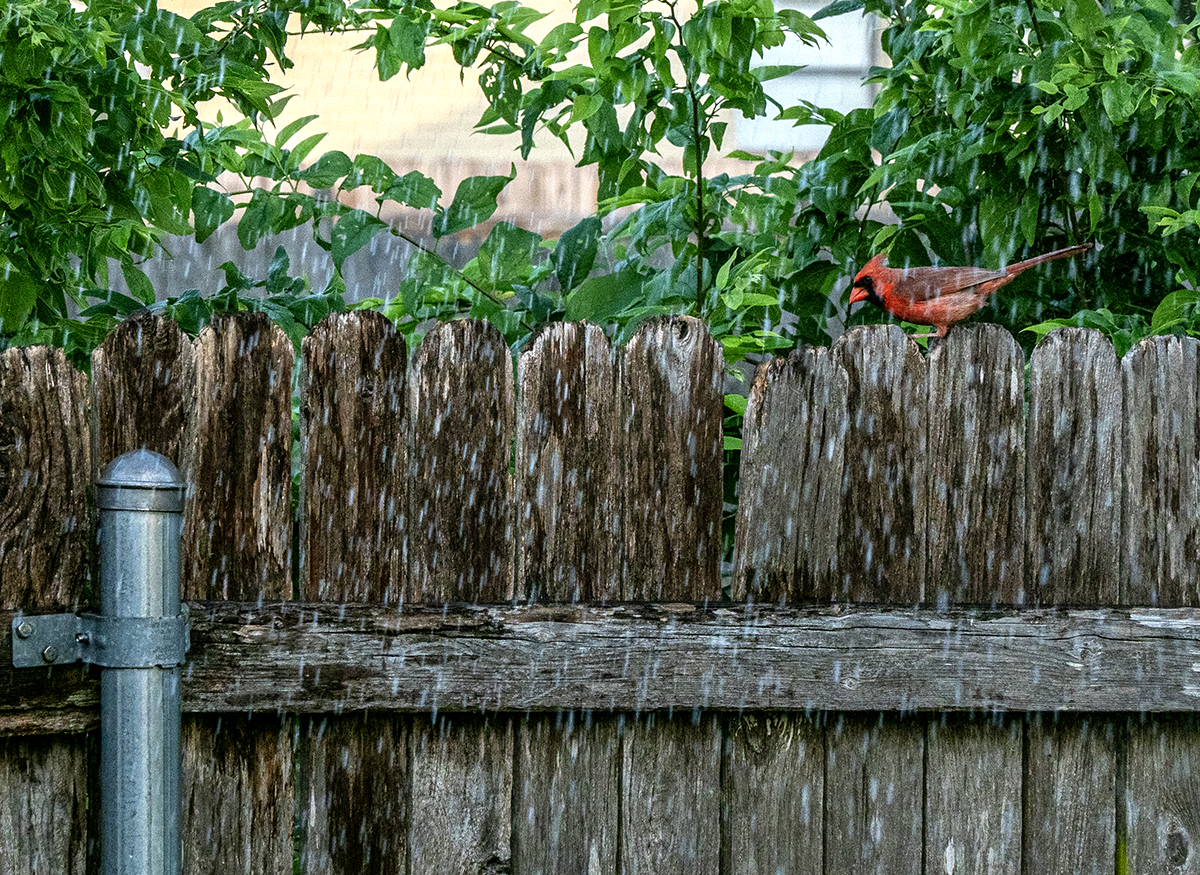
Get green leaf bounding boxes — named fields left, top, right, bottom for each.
left=432, top=166, right=515, bottom=238
left=478, top=222, right=542, bottom=288
left=565, top=267, right=646, bottom=322
left=812, top=0, right=863, bottom=21
left=192, top=187, right=235, bottom=244
left=1019, top=190, right=1039, bottom=247
left=1151, top=290, right=1200, bottom=334
left=299, top=151, right=353, bottom=188
left=0, top=262, right=37, bottom=334
left=346, top=154, right=395, bottom=192
left=121, top=260, right=156, bottom=305
left=237, top=188, right=285, bottom=250
left=331, top=209, right=388, bottom=272
left=1101, top=80, right=1137, bottom=125
left=274, top=114, right=319, bottom=149
left=723, top=436, right=743, bottom=451
left=382, top=171, right=441, bottom=210
left=724, top=393, right=748, bottom=415
left=552, top=216, right=602, bottom=292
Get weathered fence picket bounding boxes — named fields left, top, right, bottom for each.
left=834, top=325, right=928, bottom=603
left=926, top=325, right=1025, bottom=606
left=1026, top=327, right=1122, bottom=606
left=0, top=346, right=91, bottom=874
left=4, top=311, right=1200, bottom=875
left=1122, top=335, right=1200, bottom=875
left=732, top=346, right=846, bottom=602
left=297, top=311, right=409, bottom=874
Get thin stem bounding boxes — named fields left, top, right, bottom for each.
left=668, top=1, right=709, bottom=312
left=1023, top=0, right=1046, bottom=48
left=395, top=228, right=536, bottom=332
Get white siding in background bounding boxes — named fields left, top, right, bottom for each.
left=735, top=2, right=881, bottom=152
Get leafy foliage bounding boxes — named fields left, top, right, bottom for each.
left=7, top=0, right=1200, bottom=376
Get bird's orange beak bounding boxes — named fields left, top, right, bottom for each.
left=849, top=284, right=868, bottom=305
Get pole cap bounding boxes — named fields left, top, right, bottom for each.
left=96, top=449, right=185, bottom=513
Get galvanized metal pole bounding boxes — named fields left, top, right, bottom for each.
left=96, top=450, right=186, bottom=875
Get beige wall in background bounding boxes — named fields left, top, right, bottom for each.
left=166, top=0, right=597, bottom=238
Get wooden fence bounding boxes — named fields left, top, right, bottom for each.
left=2, top=310, right=1199, bottom=874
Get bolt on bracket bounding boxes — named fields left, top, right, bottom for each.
left=11, top=608, right=190, bottom=669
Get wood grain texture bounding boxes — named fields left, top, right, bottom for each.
left=621, top=316, right=723, bottom=601
left=621, top=713, right=721, bottom=875
left=834, top=325, right=928, bottom=603
left=1027, top=328, right=1121, bottom=606
left=0, top=346, right=90, bottom=611
left=722, top=714, right=822, bottom=875
left=515, top=322, right=620, bottom=602
left=297, top=311, right=410, bottom=875
left=0, top=733, right=92, bottom=875
left=300, top=311, right=407, bottom=604
left=178, top=313, right=295, bottom=875
left=0, top=346, right=93, bottom=875
left=298, top=714, right=407, bottom=875
left=825, top=713, right=923, bottom=875
left=182, top=312, right=294, bottom=601
left=90, top=312, right=194, bottom=472
left=513, top=713, right=619, bottom=875
left=732, top=347, right=848, bottom=603
left=182, top=715, right=294, bottom=875
left=10, top=604, right=1200, bottom=717
left=1024, top=715, right=1116, bottom=875
left=409, top=320, right=514, bottom=604
left=1125, top=716, right=1200, bottom=875
left=927, top=326, right=1026, bottom=607
left=1122, top=335, right=1200, bottom=607
left=925, top=716, right=1022, bottom=875
left=409, top=716, right=512, bottom=875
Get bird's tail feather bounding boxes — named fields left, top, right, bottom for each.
left=1006, top=242, right=1093, bottom=276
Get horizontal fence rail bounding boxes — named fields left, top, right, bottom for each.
left=4, top=603, right=1200, bottom=730
left=3, top=310, right=1200, bottom=875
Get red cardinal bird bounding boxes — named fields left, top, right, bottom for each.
left=848, top=243, right=1093, bottom=337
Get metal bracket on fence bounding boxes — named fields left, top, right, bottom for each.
left=11, top=608, right=190, bottom=669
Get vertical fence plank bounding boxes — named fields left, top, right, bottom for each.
left=0, top=346, right=92, bottom=875
left=91, top=312, right=194, bottom=469
left=514, top=713, right=619, bottom=875
left=833, top=325, right=928, bottom=603
left=1123, top=334, right=1200, bottom=874
left=622, top=315, right=723, bottom=601
left=409, top=319, right=514, bottom=604
left=1026, top=327, right=1121, bottom=606
left=182, top=715, right=294, bottom=874
left=0, top=347, right=91, bottom=609
left=513, top=325, right=619, bottom=874
left=925, top=717, right=1022, bottom=875
left=622, top=713, right=722, bottom=875
left=515, top=322, right=620, bottom=602
left=183, top=312, right=294, bottom=600
left=1122, top=335, right=1200, bottom=606
left=731, top=348, right=847, bottom=603
left=408, top=322, right=514, bottom=874
left=620, top=316, right=723, bottom=874
left=409, top=716, right=512, bottom=875
left=722, top=715, right=822, bottom=875
left=299, top=714, right=406, bottom=875
left=297, top=311, right=408, bottom=875
left=1025, top=715, right=1116, bottom=875
left=300, top=311, right=407, bottom=604
left=1125, top=716, right=1200, bottom=875
left=181, top=312, right=295, bottom=874
left=927, top=325, right=1026, bottom=606
left=825, top=713, right=923, bottom=875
